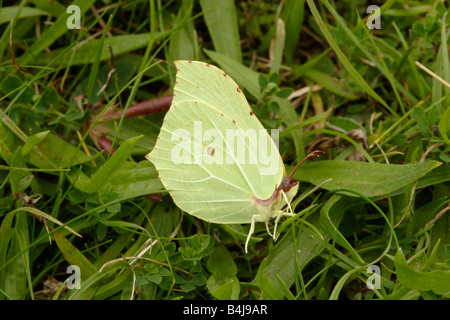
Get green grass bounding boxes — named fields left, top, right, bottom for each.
left=0, top=0, right=449, bottom=300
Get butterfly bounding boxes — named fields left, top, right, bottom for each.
left=147, top=60, right=323, bottom=252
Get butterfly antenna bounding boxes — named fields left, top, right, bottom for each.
left=288, top=150, right=325, bottom=181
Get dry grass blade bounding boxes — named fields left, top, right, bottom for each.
left=415, top=61, right=450, bottom=89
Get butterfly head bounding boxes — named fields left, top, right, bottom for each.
left=279, top=150, right=324, bottom=191
left=280, top=175, right=298, bottom=192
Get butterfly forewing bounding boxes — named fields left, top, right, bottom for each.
left=148, top=61, right=285, bottom=224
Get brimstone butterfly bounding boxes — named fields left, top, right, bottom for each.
left=146, top=60, right=323, bottom=252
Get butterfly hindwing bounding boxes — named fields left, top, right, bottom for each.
left=148, top=61, right=287, bottom=224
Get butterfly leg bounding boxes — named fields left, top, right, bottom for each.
left=281, top=190, right=294, bottom=217
left=272, top=191, right=297, bottom=241
left=273, top=210, right=283, bottom=241
left=265, top=220, right=274, bottom=238
left=245, top=215, right=256, bottom=253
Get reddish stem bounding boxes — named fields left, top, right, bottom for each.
left=97, top=136, right=116, bottom=155
left=104, top=94, right=173, bottom=121
left=86, top=94, right=173, bottom=154
left=146, top=193, right=163, bottom=202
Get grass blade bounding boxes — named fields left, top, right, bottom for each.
left=306, top=0, right=391, bottom=112
left=281, top=0, right=306, bottom=65
left=53, top=230, right=98, bottom=279
left=199, top=0, right=242, bottom=63
left=395, top=248, right=450, bottom=296
left=18, top=0, right=96, bottom=65
left=269, top=18, right=285, bottom=75
left=295, top=160, right=441, bottom=198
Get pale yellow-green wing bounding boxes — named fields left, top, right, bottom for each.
left=147, top=61, right=285, bottom=224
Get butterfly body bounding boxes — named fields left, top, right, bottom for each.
left=147, top=60, right=321, bottom=252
